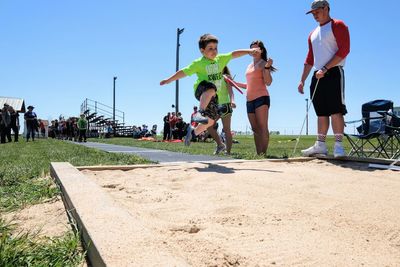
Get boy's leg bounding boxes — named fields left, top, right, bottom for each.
left=199, top=89, right=216, bottom=111
left=186, top=82, right=218, bottom=146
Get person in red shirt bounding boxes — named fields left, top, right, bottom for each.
left=190, top=106, right=199, bottom=127
left=298, top=0, right=350, bottom=158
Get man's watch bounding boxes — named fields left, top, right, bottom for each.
left=321, top=66, right=328, bottom=73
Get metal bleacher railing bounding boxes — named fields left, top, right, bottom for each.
left=80, top=98, right=134, bottom=137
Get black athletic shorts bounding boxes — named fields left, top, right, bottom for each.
left=195, top=81, right=219, bottom=120
left=218, top=103, right=233, bottom=118
left=310, top=66, right=347, bottom=116
left=195, top=80, right=217, bottom=101
left=246, top=95, right=270, bottom=113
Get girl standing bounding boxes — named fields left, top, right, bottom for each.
left=236, top=40, right=276, bottom=155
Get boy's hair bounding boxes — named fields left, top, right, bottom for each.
left=199, top=34, right=218, bottom=49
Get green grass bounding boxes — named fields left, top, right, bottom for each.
left=0, top=218, right=84, bottom=267
left=90, top=135, right=352, bottom=160
left=0, top=138, right=150, bottom=266
left=0, top=139, right=150, bottom=212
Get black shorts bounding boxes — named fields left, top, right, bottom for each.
left=310, top=66, right=347, bottom=116
left=195, top=80, right=217, bottom=101
left=218, top=103, right=233, bottom=118
left=195, top=81, right=219, bottom=120
left=246, top=96, right=270, bottom=113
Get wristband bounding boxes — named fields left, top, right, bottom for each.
left=321, top=66, right=328, bottom=72
left=264, top=66, right=271, bottom=70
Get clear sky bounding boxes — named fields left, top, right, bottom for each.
left=1, top=1, right=399, bottom=135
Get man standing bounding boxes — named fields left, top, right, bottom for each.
left=298, top=0, right=350, bottom=158
left=24, top=105, right=37, bottom=142
left=163, top=112, right=171, bottom=141
left=1, top=104, right=11, bottom=143
left=77, top=114, right=88, bottom=142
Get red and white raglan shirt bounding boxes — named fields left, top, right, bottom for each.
left=305, top=19, right=350, bottom=70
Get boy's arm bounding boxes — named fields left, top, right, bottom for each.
left=231, top=48, right=261, bottom=59
left=160, top=70, right=187, bottom=85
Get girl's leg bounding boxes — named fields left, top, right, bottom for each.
left=247, top=112, right=262, bottom=154
left=254, top=105, right=269, bottom=154
left=221, top=115, right=233, bottom=154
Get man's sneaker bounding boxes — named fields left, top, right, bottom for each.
left=184, top=126, right=193, bottom=146
left=214, top=143, right=226, bottom=155
left=333, top=142, right=346, bottom=158
left=191, top=112, right=208, bottom=124
left=301, top=141, right=328, bottom=157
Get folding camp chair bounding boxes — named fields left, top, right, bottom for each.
left=382, top=111, right=400, bottom=159
left=344, top=99, right=394, bottom=159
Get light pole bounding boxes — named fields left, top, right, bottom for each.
left=113, top=76, right=117, bottom=135
left=305, top=98, right=309, bottom=135
left=175, top=28, right=184, bottom=114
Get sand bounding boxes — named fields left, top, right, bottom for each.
left=3, top=196, right=70, bottom=238
left=80, top=159, right=400, bottom=266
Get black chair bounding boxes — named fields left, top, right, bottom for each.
left=345, top=99, right=394, bottom=158
left=382, top=111, right=400, bottom=159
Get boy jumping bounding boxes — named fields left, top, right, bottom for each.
left=160, top=33, right=260, bottom=147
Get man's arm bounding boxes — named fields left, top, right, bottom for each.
left=160, top=70, right=187, bottom=85
left=298, top=64, right=313, bottom=94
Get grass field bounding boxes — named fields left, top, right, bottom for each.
left=90, top=134, right=352, bottom=160
left=0, top=138, right=150, bottom=266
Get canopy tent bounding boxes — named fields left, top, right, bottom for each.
left=0, top=96, right=25, bottom=113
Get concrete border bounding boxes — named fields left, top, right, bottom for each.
left=50, top=162, right=187, bottom=266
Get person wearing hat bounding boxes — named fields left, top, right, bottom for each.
left=24, top=105, right=38, bottom=141
left=298, top=0, right=350, bottom=158
left=0, top=103, right=12, bottom=143
left=8, top=105, right=19, bottom=142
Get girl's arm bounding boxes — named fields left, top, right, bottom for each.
left=226, top=83, right=236, bottom=108
left=231, top=48, right=261, bottom=59
left=235, top=81, right=247, bottom=89
left=258, top=58, right=273, bottom=86
left=160, top=70, right=187, bottom=85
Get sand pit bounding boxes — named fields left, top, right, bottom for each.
left=80, top=159, right=400, bottom=266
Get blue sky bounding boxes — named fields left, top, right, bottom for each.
left=1, top=1, right=399, bottom=135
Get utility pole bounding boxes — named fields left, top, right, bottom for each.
left=113, top=76, right=117, bottom=135
left=175, top=28, right=184, bottom=113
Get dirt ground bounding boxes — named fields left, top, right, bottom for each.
left=3, top=195, right=70, bottom=238
left=80, top=159, right=400, bottom=266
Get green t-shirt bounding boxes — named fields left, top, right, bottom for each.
left=182, top=52, right=232, bottom=104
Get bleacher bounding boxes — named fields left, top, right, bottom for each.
left=80, top=98, right=134, bottom=137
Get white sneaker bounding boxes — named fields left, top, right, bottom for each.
left=333, top=142, right=346, bottom=158
left=214, top=143, right=226, bottom=155
left=301, top=141, right=328, bottom=157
